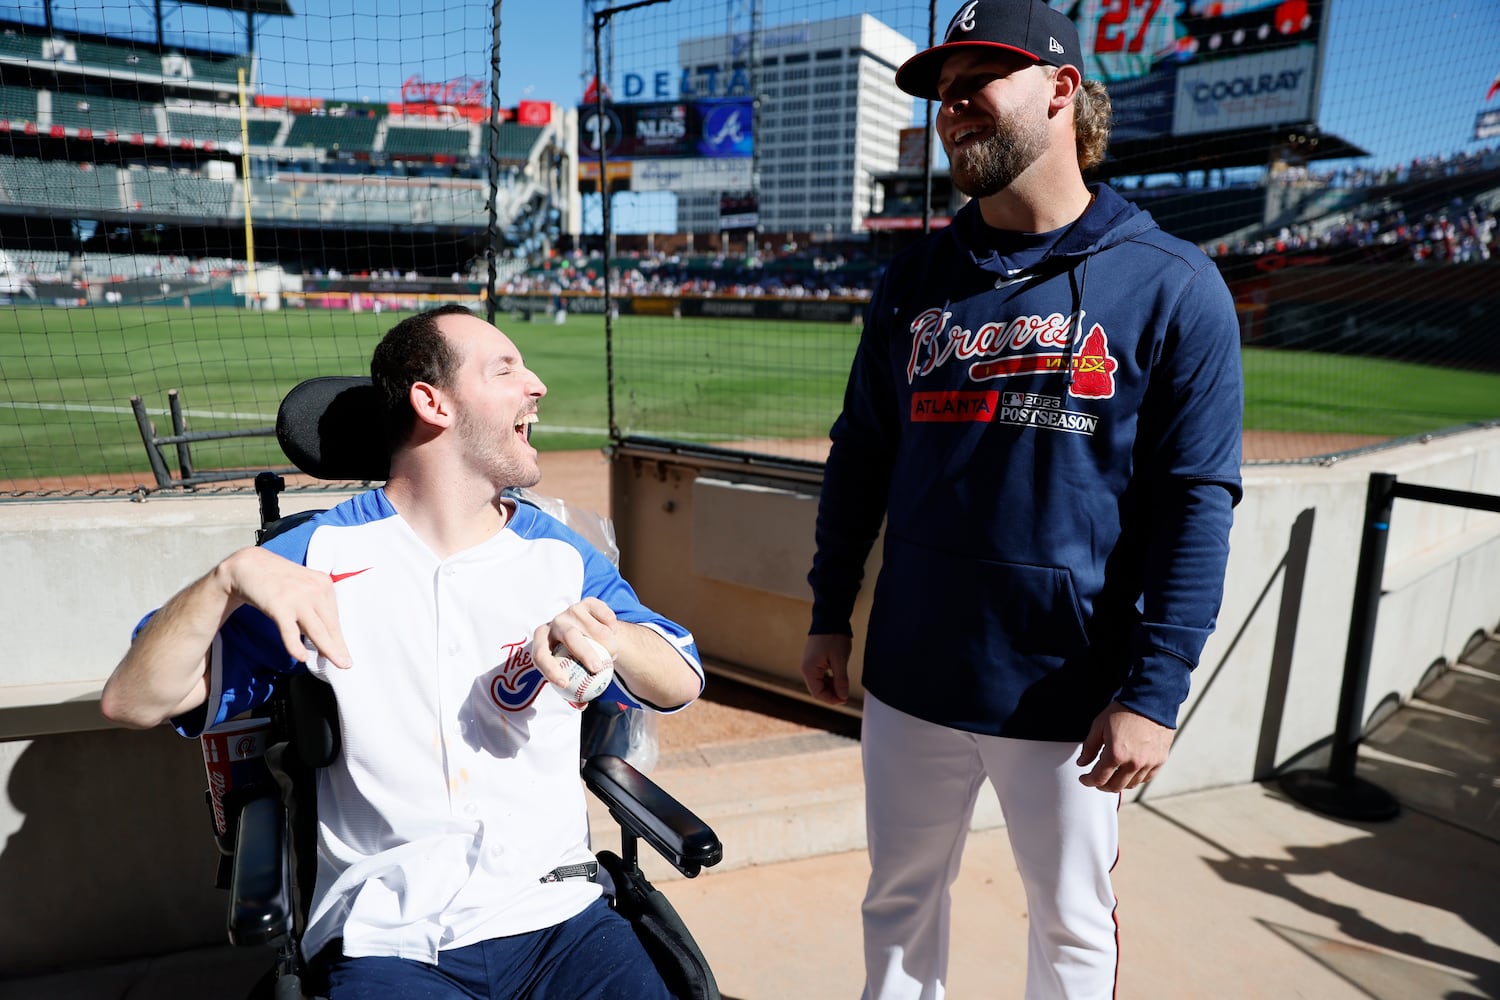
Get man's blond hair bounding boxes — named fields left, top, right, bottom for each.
left=1074, top=78, right=1112, bottom=171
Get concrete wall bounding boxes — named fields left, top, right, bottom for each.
left=2, top=428, right=1498, bottom=974
left=0, top=489, right=344, bottom=977
left=611, top=426, right=1500, bottom=798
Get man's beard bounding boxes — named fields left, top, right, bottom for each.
left=948, top=113, right=1047, bottom=199
left=456, top=405, right=541, bottom=489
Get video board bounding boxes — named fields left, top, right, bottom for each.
left=1062, top=0, right=1326, bottom=141
left=577, top=99, right=753, bottom=161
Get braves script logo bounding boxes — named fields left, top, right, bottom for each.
left=488, top=639, right=549, bottom=712
left=906, top=307, right=1118, bottom=400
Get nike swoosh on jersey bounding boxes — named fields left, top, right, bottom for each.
left=329, top=567, right=373, bottom=583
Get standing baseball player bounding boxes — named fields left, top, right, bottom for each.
left=103, top=304, right=704, bottom=999
left=800, top=1, right=1243, bottom=997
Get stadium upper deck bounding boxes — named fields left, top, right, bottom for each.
left=0, top=16, right=566, bottom=274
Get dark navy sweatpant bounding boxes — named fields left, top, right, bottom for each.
left=314, top=897, right=675, bottom=999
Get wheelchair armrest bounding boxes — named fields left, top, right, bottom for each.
left=582, top=754, right=723, bottom=878
left=227, top=792, right=293, bottom=947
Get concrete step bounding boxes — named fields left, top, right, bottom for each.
left=587, top=672, right=1005, bottom=885
left=1358, top=630, right=1500, bottom=840
left=604, top=633, right=1500, bottom=884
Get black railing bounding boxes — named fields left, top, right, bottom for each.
left=129, top=390, right=294, bottom=489
left=1279, top=471, right=1500, bottom=820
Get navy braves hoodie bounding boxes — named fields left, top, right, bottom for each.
left=808, top=184, right=1243, bottom=740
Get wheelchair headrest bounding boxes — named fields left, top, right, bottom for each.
left=276, top=376, right=391, bottom=482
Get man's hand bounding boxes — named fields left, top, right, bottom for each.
left=800, top=634, right=852, bottom=705
left=220, top=547, right=352, bottom=670
left=103, top=546, right=352, bottom=729
left=1077, top=701, right=1176, bottom=792
left=533, top=598, right=701, bottom=709
left=532, top=597, right=619, bottom=690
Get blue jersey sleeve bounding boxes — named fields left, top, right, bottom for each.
left=162, top=515, right=319, bottom=738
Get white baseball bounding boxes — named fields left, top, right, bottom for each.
left=551, top=636, right=616, bottom=703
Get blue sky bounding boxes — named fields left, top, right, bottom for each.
left=12, top=0, right=1500, bottom=169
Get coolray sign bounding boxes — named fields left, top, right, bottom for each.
left=632, top=159, right=753, bottom=192
left=1172, top=46, right=1317, bottom=135
left=1058, top=0, right=1325, bottom=144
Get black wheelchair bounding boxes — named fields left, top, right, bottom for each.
left=212, top=375, right=723, bottom=999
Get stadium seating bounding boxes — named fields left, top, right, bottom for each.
left=0, top=156, right=123, bottom=212
left=179, top=55, right=253, bottom=86
left=0, top=84, right=38, bottom=123
left=49, top=90, right=161, bottom=135
left=383, top=123, right=475, bottom=158
left=494, top=122, right=546, bottom=162
left=0, top=29, right=43, bottom=61
left=67, top=37, right=150, bottom=73
left=246, top=176, right=489, bottom=227
left=284, top=113, right=380, bottom=153
left=125, top=168, right=236, bottom=219
left=167, top=110, right=285, bottom=147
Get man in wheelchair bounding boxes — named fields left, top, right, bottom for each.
left=102, top=304, right=706, bottom=999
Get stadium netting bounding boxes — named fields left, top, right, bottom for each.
left=0, top=0, right=1497, bottom=497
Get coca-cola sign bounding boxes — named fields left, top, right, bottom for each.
left=401, top=75, right=487, bottom=106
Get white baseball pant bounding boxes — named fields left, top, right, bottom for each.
left=860, top=692, right=1120, bottom=1000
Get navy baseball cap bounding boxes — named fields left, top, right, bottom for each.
left=895, top=0, right=1084, bottom=100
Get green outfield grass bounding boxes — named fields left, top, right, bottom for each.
left=2, top=305, right=1498, bottom=483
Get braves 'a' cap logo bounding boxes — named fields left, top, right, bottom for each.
left=949, top=0, right=980, bottom=37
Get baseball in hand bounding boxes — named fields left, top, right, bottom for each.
left=551, top=636, right=615, bottom=703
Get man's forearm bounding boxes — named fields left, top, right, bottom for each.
left=613, top=622, right=702, bottom=709
left=101, top=564, right=238, bottom=729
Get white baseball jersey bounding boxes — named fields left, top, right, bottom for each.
left=173, top=489, right=702, bottom=964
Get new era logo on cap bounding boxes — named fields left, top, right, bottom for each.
left=895, top=0, right=1084, bottom=101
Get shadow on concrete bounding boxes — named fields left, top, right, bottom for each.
left=1154, top=634, right=1500, bottom=1000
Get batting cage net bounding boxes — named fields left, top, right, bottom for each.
left=1, top=0, right=1497, bottom=497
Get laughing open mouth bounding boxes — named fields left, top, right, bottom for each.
left=951, top=124, right=987, bottom=148
left=516, top=412, right=537, bottom=441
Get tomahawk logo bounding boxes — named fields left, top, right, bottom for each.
left=968, top=323, right=1118, bottom=400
